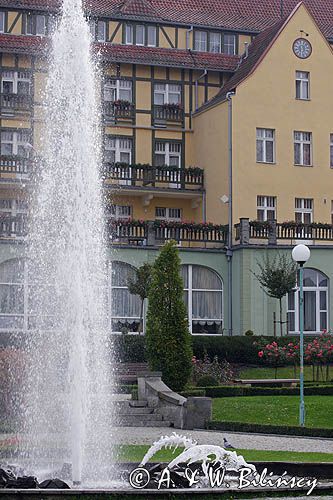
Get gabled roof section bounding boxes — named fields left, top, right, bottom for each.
left=197, top=2, right=314, bottom=112
left=113, top=0, right=162, bottom=21
left=98, top=43, right=240, bottom=71
left=0, top=33, right=48, bottom=53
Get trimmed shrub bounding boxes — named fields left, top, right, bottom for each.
left=207, top=420, right=333, bottom=438
left=146, top=241, right=193, bottom=392
left=198, top=385, right=333, bottom=398
left=110, top=335, right=147, bottom=363
left=196, top=375, right=219, bottom=387
left=180, top=389, right=206, bottom=398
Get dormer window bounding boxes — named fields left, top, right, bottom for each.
left=97, top=20, right=106, bottom=42
left=0, top=12, right=5, bottom=33
left=223, top=34, right=236, bottom=55
left=209, top=33, right=221, bottom=53
left=25, top=13, right=46, bottom=36
left=125, top=24, right=157, bottom=47
left=194, top=31, right=207, bottom=52
left=194, top=30, right=237, bottom=55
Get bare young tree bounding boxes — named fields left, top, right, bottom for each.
left=128, top=263, right=153, bottom=335
left=252, top=254, right=297, bottom=337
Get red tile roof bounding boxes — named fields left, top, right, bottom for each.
left=4, top=0, right=333, bottom=40
left=97, top=42, right=240, bottom=70
left=0, top=33, right=47, bottom=54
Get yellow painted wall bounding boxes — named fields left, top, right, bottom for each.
left=18, top=56, right=32, bottom=68
left=7, top=12, right=22, bottom=35
left=232, top=4, right=333, bottom=225
left=2, top=54, right=15, bottom=67
left=109, top=21, right=122, bottom=44
left=159, top=26, right=175, bottom=48
left=238, top=34, right=252, bottom=55
left=136, top=129, right=152, bottom=163
left=136, top=81, right=151, bottom=109
left=192, top=103, right=229, bottom=224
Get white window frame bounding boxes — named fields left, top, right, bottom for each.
left=135, top=25, right=145, bottom=46
left=155, top=207, right=182, bottom=221
left=256, top=128, right=275, bottom=163
left=109, top=204, right=132, bottom=219
left=209, top=32, right=221, bottom=53
left=182, top=264, right=223, bottom=335
left=0, top=12, right=5, bottom=33
left=294, top=131, right=312, bottom=166
left=97, top=20, right=106, bottom=42
left=295, top=198, right=313, bottom=224
left=105, top=137, right=132, bottom=164
left=1, top=71, right=31, bottom=95
left=26, top=14, right=46, bottom=36
left=194, top=31, right=207, bottom=52
left=153, top=83, right=181, bottom=105
left=154, top=141, right=181, bottom=167
left=125, top=24, right=134, bottom=45
left=147, top=25, right=157, bottom=47
left=287, top=269, right=328, bottom=334
left=296, top=71, right=310, bottom=100
left=223, top=33, right=236, bottom=55
left=104, top=79, right=132, bottom=103
left=257, top=195, right=276, bottom=221
left=1, top=130, right=30, bottom=157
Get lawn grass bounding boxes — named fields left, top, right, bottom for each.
left=212, top=395, right=333, bottom=428
left=115, top=444, right=333, bottom=463
left=239, top=365, right=330, bottom=382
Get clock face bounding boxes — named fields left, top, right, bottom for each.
left=293, top=38, right=312, bottom=59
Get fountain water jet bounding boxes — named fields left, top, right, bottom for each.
left=20, top=0, right=114, bottom=485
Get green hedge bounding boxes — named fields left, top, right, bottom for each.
left=180, top=389, right=206, bottom=398
left=207, top=420, right=333, bottom=438
left=110, top=334, right=319, bottom=365
left=200, top=385, right=333, bottom=397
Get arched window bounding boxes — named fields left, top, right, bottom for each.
left=0, top=258, right=26, bottom=330
left=110, top=261, right=141, bottom=333
left=181, top=265, right=223, bottom=335
left=287, top=268, right=329, bottom=334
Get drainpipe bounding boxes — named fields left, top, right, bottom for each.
left=195, top=69, right=207, bottom=110
left=226, top=91, right=235, bottom=336
left=186, top=25, right=193, bottom=50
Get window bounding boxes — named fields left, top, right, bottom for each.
left=181, top=265, right=223, bottom=335
left=104, top=136, right=132, bottom=164
left=154, top=83, right=181, bottom=105
left=209, top=32, right=221, bottom=53
left=296, top=71, right=309, bottom=99
left=147, top=25, right=157, bottom=47
left=294, top=131, right=312, bottom=166
left=330, top=134, right=333, bottom=168
left=97, top=20, right=106, bottom=42
left=257, top=196, right=276, bottom=221
left=154, top=141, right=181, bottom=167
left=104, top=79, right=132, bottom=102
left=223, top=34, right=236, bottom=55
left=1, top=130, right=31, bottom=157
left=331, top=201, right=333, bottom=225
left=0, top=259, right=25, bottom=330
left=1, top=71, right=31, bottom=95
left=0, top=198, right=27, bottom=215
left=0, top=12, right=5, bottom=33
left=26, top=14, right=46, bottom=36
left=287, top=269, right=328, bottom=334
left=110, top=262, right=141, bottom=333
left=194, top=31, right=207, bottom=52
left=155, top=207, right=182, bottom=220
left=256, top=128, right=275, bottom=163
left=108, top=205, right=132, bottom=219
left=125, top=24, right=133, bottom=44
left=136, top=25, right=145, bottom=45
left=295, top=198, right=313, bottom=224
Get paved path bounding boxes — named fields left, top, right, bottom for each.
left=112, top=427, right=333, bottom=454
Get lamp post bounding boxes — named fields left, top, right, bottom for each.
left=292, top=244, right=311, bottom=427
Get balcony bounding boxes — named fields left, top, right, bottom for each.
left=0, top=156, right=31, bottom=183
left=153, top=104, right=184, bottom=126
left=1, top=94, right=32, bottom=113
left=109, top=220, right=227, bottom=248
left=103, top=100, right=135, bottom=124
left=103, top=163, right=204, bottom=191
left=0, top=215, right=26, bottom=239
left=235, top=219, right=333, bottom=245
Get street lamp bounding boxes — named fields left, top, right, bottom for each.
left=292, top=244, right=311, bottom=427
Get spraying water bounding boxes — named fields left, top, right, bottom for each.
left=20, top=0, right=114, bottom=485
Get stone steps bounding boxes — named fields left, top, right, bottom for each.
left=112, top=394, right=171, bottom=427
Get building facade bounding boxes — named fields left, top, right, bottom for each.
left=0, top=0, right=332, bottom=339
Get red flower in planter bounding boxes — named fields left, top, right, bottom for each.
left=258, top=351, right=264, bottom=358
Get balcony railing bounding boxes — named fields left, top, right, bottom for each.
left=1, top=94, right=32, bottom=111
left=103, top=163, right=204, bottom=189
left=235, top=219, right=333, bottom=245
left=103, top=101, right=134, bottom=122
left=0, top=215, right=26, bottom=238
left=109, top=220, right=227, bottom=247
left=153, top=104, right=184, bottom=124
left=0, top=156, right=31, bottom=180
